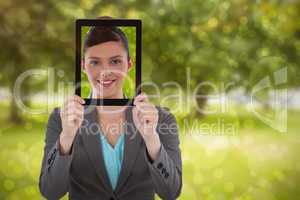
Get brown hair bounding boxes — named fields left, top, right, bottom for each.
left=83, top=16, right=130, bottom=61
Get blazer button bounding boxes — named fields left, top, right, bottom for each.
left=164, top=172, right=169, bottom=179
left=157, top=162, right=163, bottom=169
left=162, top=167, right=166, bottom=174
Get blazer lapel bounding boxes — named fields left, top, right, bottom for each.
left=114, top=106, right=143, bottom=193
left=80, top=105, right=143, bottom=194
left=80, top=106, right=113, bottom=194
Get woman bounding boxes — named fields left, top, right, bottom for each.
left=39, top=17, right=182, bottom=200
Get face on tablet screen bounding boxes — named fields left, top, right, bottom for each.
left=81, top=25, right=136, bottom=100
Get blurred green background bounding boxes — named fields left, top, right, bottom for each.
left=0, top=0, right=300, bottom=199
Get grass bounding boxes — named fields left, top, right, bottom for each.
left=0, top=103, right=300, bottom=200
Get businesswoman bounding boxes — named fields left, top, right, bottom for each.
left=39, top=18, right=182, bottom=200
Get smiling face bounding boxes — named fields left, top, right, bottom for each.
left=82, top=41, right=132, bottom=99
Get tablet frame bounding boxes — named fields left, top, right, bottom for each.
left=75, top=19, right=142, bottom=106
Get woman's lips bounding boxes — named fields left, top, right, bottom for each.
left=97, top=79, right=116, bottom=88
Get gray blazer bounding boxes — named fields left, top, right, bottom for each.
left=39, top=105, right=182, bottom=200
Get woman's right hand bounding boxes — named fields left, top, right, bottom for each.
left=59, top=95, right=85, bottom=155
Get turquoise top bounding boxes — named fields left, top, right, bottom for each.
left=100, top=132, right=125, bottom=191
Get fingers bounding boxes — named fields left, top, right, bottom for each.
left=134, top=92, right=149, bottom=105
left=62, top=95, right=84, bottom=110
left=64, top=101, right=84, bottom=111
left=133, top=107, right=154, bottom=127
left=133, top=107, right=158, bottom=137
left=134, top=93, right=156, bottom=113
left=63, top=108, right=83, bottom=119
left=65, top=114, right=82, bottom=124
left=61, top=102, right=84, bottom=116
left=133, top=92, right=158, bottom=126
left=63, top=95, right=85, bottom=107
left=135, top=102, right=156, bottom=113
left=140, top=113, right=158, bottom=125
left=72, top=95, right=85, bottom=104
left=61, top=110, right=84, bottom=125
left=60, top=95, right=85, bottom=122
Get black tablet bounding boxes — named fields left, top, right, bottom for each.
left=75, top=19, right=142, bottom=106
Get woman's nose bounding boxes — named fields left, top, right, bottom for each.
left=100, top=71, right=113, bottom=78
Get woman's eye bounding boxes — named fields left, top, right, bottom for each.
left=89, top=60, right=99, bottom=66
left=111, top=59, right=122, bottom=65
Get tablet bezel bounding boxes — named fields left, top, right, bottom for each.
left=75, top=19, right=142, bottom=106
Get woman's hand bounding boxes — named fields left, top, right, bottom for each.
left=132, top=93, right=161, bottom=161
left=59, top=95, right=85, bottom=155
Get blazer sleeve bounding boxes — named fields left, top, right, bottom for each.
left=39, top=107, right=74, bottom=200
left=144, top=106, right=183, bottom=200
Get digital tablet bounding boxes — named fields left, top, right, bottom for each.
left=75, top=18, right=142, bottom=106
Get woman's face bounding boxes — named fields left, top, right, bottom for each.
left=83, top=41, right=131, bottom=98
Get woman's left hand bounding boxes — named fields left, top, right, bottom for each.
left=132, top=92, right=161, bottom=161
